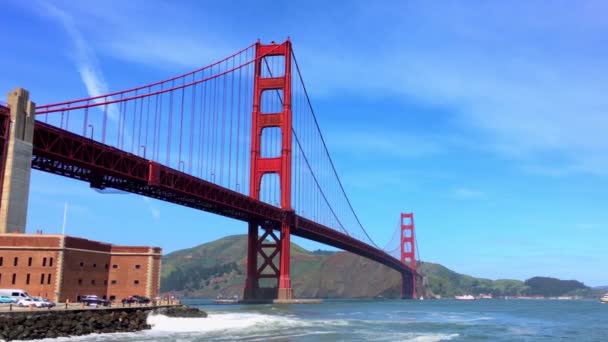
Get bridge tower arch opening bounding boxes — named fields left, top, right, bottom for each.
left=244, top=40, right=294, bottom=301
left=401, top=212, right=417, bottom=299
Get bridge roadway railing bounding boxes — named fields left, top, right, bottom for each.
left=31, top=120, right=412, bottom=276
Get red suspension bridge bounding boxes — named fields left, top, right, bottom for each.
left=0, top=39, right=419, bottom=300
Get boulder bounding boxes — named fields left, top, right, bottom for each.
left=152, top=305, right=208, bottom=318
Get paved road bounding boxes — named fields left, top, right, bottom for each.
left=0, top=301, right=181, bottom=313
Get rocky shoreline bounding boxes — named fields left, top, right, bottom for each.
left=0, top=305, right=206, bottom=341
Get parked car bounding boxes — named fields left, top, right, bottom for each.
left=0, top=295, right=16, bottom=303
left=33, top=297, right=55, bottom=308
left=0, top=289, right=31, bottom=303
left=17, top=298, right=47, bottom=308
left=121, top=295, right=151, bottom=304
left=79, top=295, right=110, bottom=306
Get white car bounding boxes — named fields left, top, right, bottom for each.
left=17, top=297, right=46, bottom=308
left=33, top=297, right=55, bottom=308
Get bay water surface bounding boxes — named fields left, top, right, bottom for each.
left=36, top=298, right=608, bottom=341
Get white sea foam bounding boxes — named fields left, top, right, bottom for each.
left=361, top=332, right=460, bottom=342
left=23, top=331, right=144, bottom=342
left=26, top=312, right=312, bottom=341
left=148, top=313, right=258, bottom=333
left=410, top=333, right=460, bottom=342
left=22, top=312, right=459, bottom=341
left=146, top=311, right=356, bottom=333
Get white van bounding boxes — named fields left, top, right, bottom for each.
left=0, top=289, right=31, bottom=302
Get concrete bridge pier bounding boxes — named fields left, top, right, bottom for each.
left=401, top=271, right=415, bottom=299
left=0, top=88, right=35, bottom=234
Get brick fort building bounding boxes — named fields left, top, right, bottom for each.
left=0, top=233, right=161, bottom=303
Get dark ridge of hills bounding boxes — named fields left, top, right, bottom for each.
left=160, top=234, right=593, bottom=298
left=525, top=277, right=589, bottom=297
left=311, top=249, right=337, bottom=256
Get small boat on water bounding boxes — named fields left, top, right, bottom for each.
left=455, top=295, right=475, bottom=301
left=213, top=294, right=239, bottom=304
left=213, top=298, right=239, bottom=304
left=600, top=294, right=608, bottom=304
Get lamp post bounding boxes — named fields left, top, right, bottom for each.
left=87, top=124, right=94, bottom=139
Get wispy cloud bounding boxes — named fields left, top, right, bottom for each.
left=33, top=1, right=237, bottom=72
left=27, top=1, right=605, bottom=196
left=73, top=1, right=606, bottom=178
left=37, top=2, right=160, bottom=221
left=341, top=169, right=411, bottom=192
left=452, top=187, right=485, bottom=200
left=574, top=223, right=601, bottom=232
left=40, top=2, right=110, bottom=100
left=34, top=1, right=124, bottom=128
left=105, top=34, right=232, bottom=71
left=328, top=128, right=447, bottom=160
left=521, top=154, right=608, bottom=177
left=143, top=197, right=161, bottom=221
left=310, top=50, right=608, bottom=176
left=299, top=3, right=608, bottom=177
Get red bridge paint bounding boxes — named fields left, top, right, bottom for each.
left=23, top=40, right=416, bottom=300
left=401, top=213, right=417, bottom=299
left=246, top=41, right=294, bottom=300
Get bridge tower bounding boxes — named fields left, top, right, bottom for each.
left=244, top=40, right=294, bottom=301
left=400, top=212, right=417, bottom=299
left=0, top=88, right=35, bottom=234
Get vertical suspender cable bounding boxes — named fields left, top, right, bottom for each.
left=189, top=74, right=196, bottom=175
left=166, top=81, right=175, bottom=166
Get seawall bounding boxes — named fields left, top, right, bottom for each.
left=0, top=304, right=199, bottom=341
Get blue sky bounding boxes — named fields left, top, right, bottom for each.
left=1, top=0, right=607, bottom=285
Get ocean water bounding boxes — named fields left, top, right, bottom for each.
left=35, top=298, right=607, bottom=341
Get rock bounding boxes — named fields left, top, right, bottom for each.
left=0, top=306, right=156, bottom=340
left=152, top=305, right=208, bottom=318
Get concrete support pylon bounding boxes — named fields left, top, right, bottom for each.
left=0, top=88, right=35, bottom=234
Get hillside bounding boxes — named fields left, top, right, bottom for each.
left=161, top=234, right=402, bottom=298
left=160, top=235, right=592, bottom=298
left=418, top=262, right=530, bottom=297
left=525, top=277, right=589, bottom=297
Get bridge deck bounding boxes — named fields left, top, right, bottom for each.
left=31, top=121, right=411, bottom=276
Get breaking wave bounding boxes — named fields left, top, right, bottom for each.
left=30, top=311, right=460, bottom=341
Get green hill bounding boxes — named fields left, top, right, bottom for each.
left=525, top=277, right=589, bottom=297
left=419, top=262, right=530, bottom=297
left=160, top=235, right=592, bottom=298
left=161, top=234, right=402, bottom=298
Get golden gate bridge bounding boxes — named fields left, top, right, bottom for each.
left=0, top=39, right=419, bottom=301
